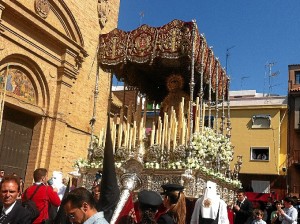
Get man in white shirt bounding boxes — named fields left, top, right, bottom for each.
left=278, top=197, right=298, bottom=224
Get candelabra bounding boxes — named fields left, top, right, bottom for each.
left=233, top=155, right=243, bottom=180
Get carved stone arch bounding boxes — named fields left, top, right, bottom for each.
left=49, top=0, right=85, bottom=48
left=0, top=54, right=50, bottom=112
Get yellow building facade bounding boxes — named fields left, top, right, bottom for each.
left=229, top=90, right=288, bottom=197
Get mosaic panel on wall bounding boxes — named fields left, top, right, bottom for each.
left=0, top=69, right=36, bottom=104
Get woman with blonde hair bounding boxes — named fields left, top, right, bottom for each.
left=157, top=184, right=186, bottom=224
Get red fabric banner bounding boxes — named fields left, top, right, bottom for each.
left=116, top=193, right=137, bottom=224
left=245, top=192, right=276, bottom=202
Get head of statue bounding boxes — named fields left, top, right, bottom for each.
left=166, top=74, right=185, bottom=92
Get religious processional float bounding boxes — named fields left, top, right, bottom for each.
left=73, top=19, right=242, bottom=221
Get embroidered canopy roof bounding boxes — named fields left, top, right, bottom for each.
left=98, top=19, right=229, bottom=102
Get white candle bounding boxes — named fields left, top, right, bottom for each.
left=150, top=122, right=155, bottom=146
left=128, top=126, right=132, bottom=151
left=133, top=121, right=136, bottom=149
left=161, top=124, right=165, bottom=151
left=126, top=123, right=130, bottom=149
left=156, top=118, right=160, bottom=144
left=118, top=124, right=122, bottom=148
left=181, top=120, right=186, bottom=145
left=167, top=127, right=171, bottom=152
left=112, top=124, right=116, bottom=153
left=159, top=119, right=162, bottom=147
left=173, top=122, right=178, bottom=150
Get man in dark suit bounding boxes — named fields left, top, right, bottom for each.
left=0, top=175, right=32, bottom=224
left=233, top=189, right=253, bottom=224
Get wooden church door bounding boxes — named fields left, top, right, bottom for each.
left=0, top=106, right=35, bottom=178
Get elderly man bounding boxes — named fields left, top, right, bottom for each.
left=0, top=175, right=32, bottom=224
left=190, top=181, right=229, bottom=224
left=62, top=187, right=108, bottom=224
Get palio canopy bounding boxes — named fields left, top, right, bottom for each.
left=98, top=19, right=228, bottom=102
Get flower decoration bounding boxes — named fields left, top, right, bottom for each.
left=115, top=146, right=129, bottom=162
left=74, top=158, right=103, bottom=169
left=144, top=144, right=161, bottom=163
left=192, top=127, right=234, bottom=166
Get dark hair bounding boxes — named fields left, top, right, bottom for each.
left=236, top=189, right=245, bottom=194
left=33, top=168, right=48, bottom=182
left=253, top=209, right=264, bottom=216
left=0, top=175, right=20, bottom=191
left=139, top=203, right=158, bottom=213
left=140, top=210, right=157, bottom=224
left=62, top=187, right=96, bottom=209
left=284, top=197, right=295, bottom=205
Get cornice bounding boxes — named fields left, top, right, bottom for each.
left=0, top=0, right=87, bottom=72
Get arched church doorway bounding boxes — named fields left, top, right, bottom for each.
left=0, top=106, right=35, bottom=178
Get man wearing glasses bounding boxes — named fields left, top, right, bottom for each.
left=62, top=187, right=108, bottom=224
left=233, top=189, right=253, bottom=224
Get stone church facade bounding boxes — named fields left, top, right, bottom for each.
left=0, top=0, right=120, bottom=185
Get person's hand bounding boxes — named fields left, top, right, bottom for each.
left=233, top=204, right=240, bottom=211
left=278, top=208, right=285, bottom=215
left=53, top=187, right=58, bottom=192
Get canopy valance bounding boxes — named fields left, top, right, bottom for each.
left=98, top=19, right=228, bottom=102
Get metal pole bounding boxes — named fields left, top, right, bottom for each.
left=188, top=20, right=196, bottom=157
left=88, top=46, right=100, bottom=161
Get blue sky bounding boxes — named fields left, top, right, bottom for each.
left=117, top=1, right=300, bottom=96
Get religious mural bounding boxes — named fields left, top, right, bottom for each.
left=0, top=69, right=36, bottom=103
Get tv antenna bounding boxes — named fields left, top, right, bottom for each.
left=225, top=45, right=235, bottom=74
left=240, top=76, right=250, bottom=90
left=265, top=62, right=279, bottom=96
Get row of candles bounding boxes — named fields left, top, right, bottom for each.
left=97, top=97, right=208, bottom=153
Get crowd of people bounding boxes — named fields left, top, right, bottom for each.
left=0, top=168, right=299, bottom=224
left=230, top=189, right=299, bottom=224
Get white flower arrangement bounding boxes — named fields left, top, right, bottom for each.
left=160, top=127, right=242, bottom=188
left=74, top=158, right=103, bottom=169
left=167, top=161, right=186, bottom=169
left=74, top=158, right=90, bottom=168
left=145, top=162, right=160, bottom=169
left=192, top=127, right=234, bottom=166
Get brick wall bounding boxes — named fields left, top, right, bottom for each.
left=0, top=0, right=120, bottom=185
